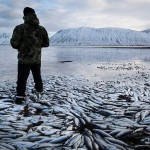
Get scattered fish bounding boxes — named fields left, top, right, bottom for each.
left=0, top=72, right=150, bottom=149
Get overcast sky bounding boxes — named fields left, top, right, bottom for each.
left=1, top=0, right=150, bottom=36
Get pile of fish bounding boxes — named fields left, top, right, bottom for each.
left=0, top=73, right=150, bottom=150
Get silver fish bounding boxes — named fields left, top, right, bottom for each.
left=0, top=143, right=16, bottom=150
left=93, top=129, right=112, bottom=138
left=116, top=129, right=132, bottom=138
left=105, top=137, right=128, bottom=147
left=140, top=109, right=150, bottom=121
left=66, top=133, right=81, bottom=147
left=50, top=133, right=73, bottom=144
left=84, top=134, right=93, bottom=150
left=92, top=141, right=99, bottom=150
left=93, top=134, right=109, bottom=150
left=74, top=117, right=80, bottom=127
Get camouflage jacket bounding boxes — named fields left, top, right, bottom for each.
left=10, top=14, right=49, bottom=64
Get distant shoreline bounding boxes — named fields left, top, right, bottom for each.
left=50, top=45, right=150, bottom=48
left=1, top=44, right=150, bottom=48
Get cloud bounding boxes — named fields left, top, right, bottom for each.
left=0, top=0, right=150, bottom=33
left=102, top=0, right=150, bottom=20
left=42, top=0, right=150, bottom=31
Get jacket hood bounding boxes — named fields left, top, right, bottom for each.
left=23, top=13, right=39, bottom=26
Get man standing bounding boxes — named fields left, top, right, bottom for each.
left=10, top=7, right=49, bottom=104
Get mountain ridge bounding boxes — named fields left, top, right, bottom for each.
left=50, top=27, right=150, bottom=46
left=0, top=33, right=11, bottom=44
left=1, top=27, right=150, bottom=46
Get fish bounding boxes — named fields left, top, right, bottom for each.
left=110, top=128, right=126, bottom=136
left=10, top=141, right=36, bottom=149
left=92, top=141, right=99, bottom=150
left=74, top=117, right=80, bottom=127
left=31, top=142, right=62, bottom=149
left=78, top=135, right=84, bottom=148
left=50, top=133, right=74, bottom=144
left=71, top=135, right=82, bottom=149
left=116, top=129, right=132, bottom=138
left=140, top=109, right=150, bottom=121
left=93, top=134, right=109, bottom=150
left=81, top=112, right=91, bottom=123
left=84, top=134, right=93, bottom=150
left=0, top=143, right=16, bottom=150
left=0, top=134, right=22, bottom=139
left=97, top=109, right=116, bottom=116
left=65, top=133, right=81, bottom=147
left=105, top=137, right=128, bottom=147
left=92, top=129, right=112, bottom=138
left=1, top=73, right=150, bottom=150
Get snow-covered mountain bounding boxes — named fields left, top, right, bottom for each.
left=1, top=27, right=150, bottom=46
left=142, top=29, right=150, bottom=34
left=0, top=33, right=11, bottom=44
left=50, top=27, right=150, bottom=46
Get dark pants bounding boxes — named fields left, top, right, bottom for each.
left=17, top=63, right=43, bottom=96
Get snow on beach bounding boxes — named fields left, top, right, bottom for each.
left=0, top=61, right=150, bottom=150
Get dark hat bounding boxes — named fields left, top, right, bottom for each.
left=23, top=7, right=35, bottom=16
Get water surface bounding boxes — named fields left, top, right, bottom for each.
left=0, top=45, right=150, bottom=81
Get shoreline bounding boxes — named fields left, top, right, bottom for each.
left=1, top=44, right=150, bottom=48
left=49, top=45, right=150, bottom=48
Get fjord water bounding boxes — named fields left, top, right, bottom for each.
left=0, top=45, right=150, bottom=81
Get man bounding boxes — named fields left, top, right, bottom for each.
left=10, top=7, right=49, bottom=104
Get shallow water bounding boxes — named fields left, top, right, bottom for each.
left=0, top=45, right=150, bottom=81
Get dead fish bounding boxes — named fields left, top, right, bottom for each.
left=0, top=143, right=16, bottom=150
left=81, top=112, right=91, bottom=123
left=65, top=133, right=81, bottom=147
left=93, top=134, right=109, bottom=150
left=35, top=137, right=54, bottom=144
left=146, top=126, right=150, bottom=132
left=116, top=129, right=132, bottom=138
left=78, top=135, right=84, bottom=148
left=97, top=109, right=116, bottom=116
left=105, top=141, right=127, bottom=150
left=110, top=128, right=126, bottom=136
left=50, top=133, right=73, bottom=144
left=92, top=141, right=99, bottom=150
left=92, top=129, right=112, bottom=138
left=29, top=103, right=47, bottom=110
left=84, top=128, right=93, bottom=137
left=10, top=141, right=36, bottom=149
left=134, top=111, right=141, bottom=119
left=0, top=134, right=22, bottom=139
left=135, top=145, right=150, bottom=150
left=94, top=123, right=108, bottom=130
left=30, top=142, right=61, bottom=149
left=140, top=109, right=150, bottom=121
left=74, top=117, right=80, bottom=127
left=133, top=91, right=139, bottom=101
left=72, top=105, right=84, bottom=113
left=84, top=134, right=93, bottom=150
left=40, top=130, right=60, bottom=136
left=105, top=137, right=128, bottom=147
left=0, top=145, right=11, bottom=150
left=71, top=135, right=82, bottom=149
left=78, top=117, right=86, bottom=126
